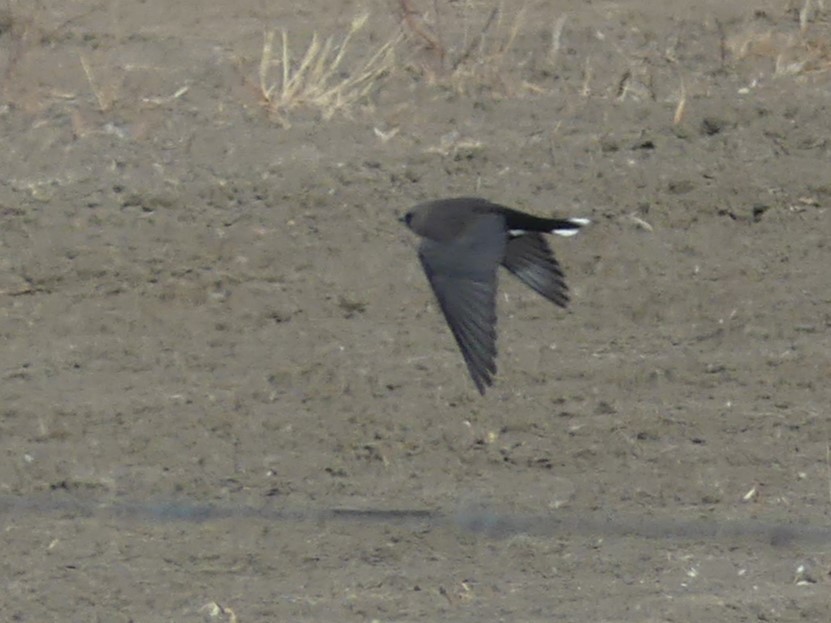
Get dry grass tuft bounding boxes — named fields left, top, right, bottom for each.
left=79, top=53, right=118, bottom=112
left=729, top=31, right=831, bottom=76
left=0, top=4, right=56, bottom=111
left=257, top=14, right=400, bottom=127
left=401, top=1, right=545, bottom=96
left=448, top=5, right=529, bottom=95
left=727, top=2, right=831, bottom=79
left=200, top=602, right=238, bottom=623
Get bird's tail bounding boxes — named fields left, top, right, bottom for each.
left=507, top=216, right=590, bottom=238
left=501, top=206, right=590, bottom=238
left=549, top=217, right=590, bottom=237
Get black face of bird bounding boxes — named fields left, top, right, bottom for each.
left=401, top=207, right=433, bottom=237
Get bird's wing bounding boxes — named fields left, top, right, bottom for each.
left=418, top=214, right=505, bottom=394
left=502, top=233, right=569, bottom=308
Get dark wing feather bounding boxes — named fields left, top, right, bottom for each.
left=502, top=233, right=569, bottom=307
left=418, top=214, right=505, bottom=394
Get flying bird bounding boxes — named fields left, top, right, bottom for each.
left=402, top=197, right=588, bottom=394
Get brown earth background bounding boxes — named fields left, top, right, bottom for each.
left=1, top=0, right=830, bottom=621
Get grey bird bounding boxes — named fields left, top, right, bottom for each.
left=402, top=197, right=588, bottom=394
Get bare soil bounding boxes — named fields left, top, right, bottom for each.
left=1, top=1, right=829, bottom=621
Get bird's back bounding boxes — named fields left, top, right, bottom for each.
left=407, top=197, right=505, bottom=242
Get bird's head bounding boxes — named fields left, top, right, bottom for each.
left=399, top=210, right=415, bottom=229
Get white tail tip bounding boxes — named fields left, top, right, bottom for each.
left=553, top=217, right=590, bottom=237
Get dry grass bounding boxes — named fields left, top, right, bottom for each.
left=200, top=602, right=238, bottom=623
left=728, top=30, right=831, bottom=77
left=447, top=5, right=528, bottom=94
left=79, top=52, right=118, bottom=112
left=400, top=1, right=550, bottom=96
left=727, top=1, right=831, bottom=78
left=0, top=3, right=54, bottom=111
left=257, top=14, right=400, bottom=127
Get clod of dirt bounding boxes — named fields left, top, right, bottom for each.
left=752, top=204, right=770, bottom=222
left=668, top=179, right=695, bottom=194
left=701, top=116, right=730, bottom=136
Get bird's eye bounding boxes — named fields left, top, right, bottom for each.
left=402, top=212, right=413, bottom=226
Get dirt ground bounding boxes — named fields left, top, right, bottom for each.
left=1, top=0, right=830, bottom=621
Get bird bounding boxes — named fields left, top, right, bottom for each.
left=402, top=196, right=589, bottom=394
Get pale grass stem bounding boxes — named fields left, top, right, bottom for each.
left=79, top=53, right=110, bottom=112
left=547, top=14, right=568, bottom=66
left=673, top=78, right=686, bottom=126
